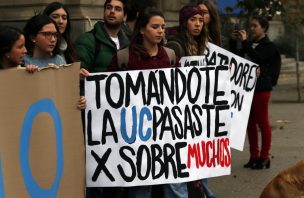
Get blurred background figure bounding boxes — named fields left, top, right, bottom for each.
left=43, top=1, right=78, bottom=63
left=197, top=0, right=222, bottom=47
left=122, top=0, right=156, bottom=41
left=230, top=15, right=281, bottom=170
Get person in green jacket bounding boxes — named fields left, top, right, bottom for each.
left=76, top=1, right=129, bottom=198
left=76, top=0, right=129, bottom=73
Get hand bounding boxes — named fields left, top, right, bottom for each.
left=77, top=96, right=86, bottom=110
left=231, top=30, right=239, bottom=41
left=25, top=64, right=38, bottom=73
left=192, top=180, right=203, bottom=194
left=80, top=68, right=89, bottom=80
left=238, top=29, right=247, bottom=41
left=256, top=67, right=261, bottom=78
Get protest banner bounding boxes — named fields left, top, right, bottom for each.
left=85, top=65, right=231, bottom=187
left=0, top=63, right=85, bottom=197
left=180, top=43, right=258, bottom=151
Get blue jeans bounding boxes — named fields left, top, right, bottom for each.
left=128, top=186, right=151, bottom=198
left=163, top=183, right=188, bottom=198
left=128, top=183, right=188, bottom=198
left=201, top=179, right=215, bottom=198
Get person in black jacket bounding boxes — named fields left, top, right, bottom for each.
left=230, top=15, right=281, bottom=170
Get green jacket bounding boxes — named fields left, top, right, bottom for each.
left=76, top=21, right=129, bottom=73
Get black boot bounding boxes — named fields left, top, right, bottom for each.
left=243, top=158, right=258, bottom=168
left=251, top=158, right=271, bottom=169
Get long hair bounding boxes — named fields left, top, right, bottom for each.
left=179, top=3, right=208, bottom=56
left=197, top=0, right=222, bottom=46
left=23, top=14, right=61, bottom=56
left=130, top=7, right=165, bottom=59
left=0, top=26, right=23, bottom=68
left=43, top=2, right=77, bottom=63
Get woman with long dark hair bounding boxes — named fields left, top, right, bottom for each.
left=109, top=7, right=188, bottom=198
left=197, top=0, right=222, bottom=46
left=0, top=26, right=27, bottom=69
left=43, top=2, right=78, bottom=63
left=166, top=2, right=208, bottom=58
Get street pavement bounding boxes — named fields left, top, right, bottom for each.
left=209, top=77, right=304, bottom=198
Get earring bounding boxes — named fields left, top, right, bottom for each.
left=6, top=55, right=10, bottom=59
left=33, top=40, right=36, bottom=43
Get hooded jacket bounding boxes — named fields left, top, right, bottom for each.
left=76, top=21, right=129, bottom=73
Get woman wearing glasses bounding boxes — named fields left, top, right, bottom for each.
left=22, top=14, right=87, bottom=109
left=23, top=14, right=66, bottom=68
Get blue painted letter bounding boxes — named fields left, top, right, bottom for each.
left=0, top=159, right=5, bottom=198
left=20, top=98, right=63, bottom=198
left=138, top=107, right=152, bottom=141
left=121, top=106, right=137, bottom=144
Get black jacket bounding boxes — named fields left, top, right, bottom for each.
left=230, top=36, right=281, bottom=92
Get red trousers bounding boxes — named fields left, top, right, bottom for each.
left=247, top=91, right=271, bottom=159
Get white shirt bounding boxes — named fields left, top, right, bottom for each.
left=110, top=36, right=120, bottom=50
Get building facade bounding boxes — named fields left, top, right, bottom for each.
left=0, top=0, right=298, bottom=42
left=0, top=0, right=187, bottom=40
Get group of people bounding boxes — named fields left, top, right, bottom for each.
left=0, top=0, right=281, bottom=197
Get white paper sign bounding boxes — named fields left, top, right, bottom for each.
left=85, top=66, right=231, bottom=187
left=180, top=43, right=258, bottom=151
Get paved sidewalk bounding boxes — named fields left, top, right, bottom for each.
left=209, top=80, right=304, bottom=198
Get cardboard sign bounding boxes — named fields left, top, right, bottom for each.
left=180, top=43, right=258, bottom=151
left=0, top=63, right=85, bottom=197
left=85, top=65, right=231, bottom=187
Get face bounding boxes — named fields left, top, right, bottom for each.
left=6, top=35, right=27, bottom=66
left=187, top=14, right=204, bottom=37
left=49, top=8, right=68, bottom=34
left=104, top=0, right=126, bottom=28
left=33, top=23, right=58, bottom=55
left=199, top=4, right=210, bottom=25
left=141, top=16, right=165, bottom=46
left=250, top=19, right=266, bottom=40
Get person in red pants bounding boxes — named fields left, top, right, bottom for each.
left=229, top=15, right=281, bottom=169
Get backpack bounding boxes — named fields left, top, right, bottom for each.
left=116, top=47, right=177, bottom=69
left=166, top=40, right=185, bottom=58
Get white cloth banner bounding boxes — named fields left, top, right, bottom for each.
left=180, top=43, right=258, bottom=151
left=85, top=65, right=231, bottom=187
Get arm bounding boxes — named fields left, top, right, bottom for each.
left=229, top=30, right=245, bottom=57
left=78, top=68, right=90, bottom=109
left=237, top=30, right=276, bottom=63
